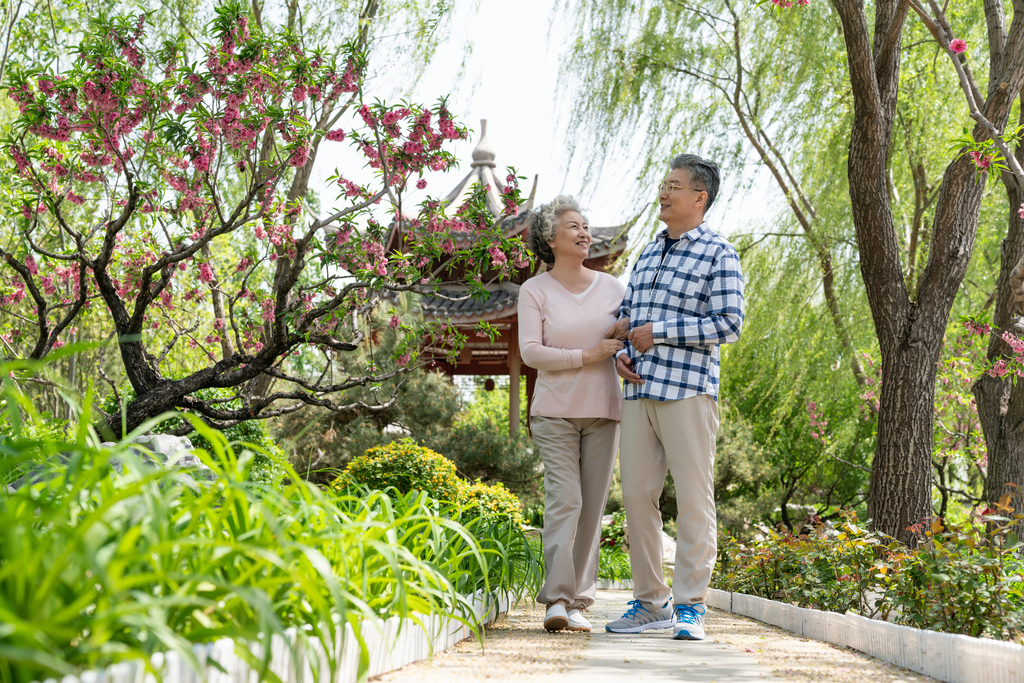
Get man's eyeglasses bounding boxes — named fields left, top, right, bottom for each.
left=658, top=183, right=705, bottom=194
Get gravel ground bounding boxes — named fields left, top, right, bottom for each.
left=374, top=600, right=589, bottom=682
left=706, top=607, right=931, bottom=682
left=374, top=590, right=934, bottom=682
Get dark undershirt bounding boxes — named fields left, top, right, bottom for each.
left=661, top=237, right=680, bottom=264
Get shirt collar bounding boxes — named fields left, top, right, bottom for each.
left=658, top=222, right=709, bottom=242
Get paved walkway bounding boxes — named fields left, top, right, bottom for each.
left=376, top=590, right=929, bottom=682
left=562, top=592, right=769, bottom=682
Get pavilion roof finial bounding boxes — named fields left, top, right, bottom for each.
left=471, top=118, right=496, bottom=168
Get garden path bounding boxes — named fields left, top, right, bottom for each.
left=375, top=590, right=930, bottom=682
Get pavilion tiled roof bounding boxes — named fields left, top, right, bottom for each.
left=420, top=283, right=520, bottom=323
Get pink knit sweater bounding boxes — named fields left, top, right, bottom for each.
left=518, top=271, right=626, bottom=420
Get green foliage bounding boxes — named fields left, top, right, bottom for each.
left=598, top=547, right=632, bottom=582
left=460, top=480, right=526, bottom=527
left=101, top=386, right=287, bottom=486
left=336, top=438, right=464, bottom=502
left=424, top=423, right=539, bottom=506
left=714, top=511, right=897, bottom=617
left=600, top=511, right=627, bottom=549
left=333, top=439, right=528, bottom=527
left=0, top=361, right=542, bottom=682
left=892, top=518, right=1024, bottom=639
left=277, top=366, right=462, bottom=481
left=283, top=370, right=541, bottom=507
left=713, top=510, right=1024, bottom=641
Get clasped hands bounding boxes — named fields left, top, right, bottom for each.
left=604, top=317, right=650, bottom=385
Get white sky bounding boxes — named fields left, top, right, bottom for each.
left=311, top=0, right=780, bottom=257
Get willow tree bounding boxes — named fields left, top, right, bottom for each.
left=557, top=0, right=1002, bottom=540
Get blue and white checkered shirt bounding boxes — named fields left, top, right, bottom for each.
left=619, top=222, right=745, bottom=402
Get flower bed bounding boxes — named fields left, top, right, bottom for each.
left=712, top=510, right=1024, bottom=642
left=0, top=381, right=541, bottom=682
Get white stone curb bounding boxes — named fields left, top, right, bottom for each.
left=596, top=579, right=633, bottom=590
left=37, top=591, right=510, bottom=683
left=707, top=588, right=1024, bottom=683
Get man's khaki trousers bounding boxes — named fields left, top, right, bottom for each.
left=620, top=394, right=720, bottom=609
left=531, top=416, right=619, bottom=610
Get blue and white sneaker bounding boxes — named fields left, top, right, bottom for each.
left=672, top=603, right=706, bottom=640
left=604, top=599, right=673, bottom=633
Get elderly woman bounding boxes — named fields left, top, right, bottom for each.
left=518, top=195, right=626, bottom=632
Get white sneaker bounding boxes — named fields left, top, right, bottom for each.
left=567, top=609, right=592, bottom=632
left=544, top=603, right=569, bottom=631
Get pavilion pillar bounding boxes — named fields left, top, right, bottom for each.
left=509, top=323, right=521, bottom=437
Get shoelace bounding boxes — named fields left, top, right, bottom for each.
left=622, top=599, right=647, bottom=619
left=674, top=604, right=705, bottom=624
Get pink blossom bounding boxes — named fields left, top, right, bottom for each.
left=193, top=154, right=211, bottom=173
left=950, top=39, right=967, bottom=54
left=1018, top=203, right=1024, bottom=219
left=397, top=353, right=410, bottom=366
left=389, top=315, right=401, bottom=329
left=989, top=359, right=1010, bottom=378
left=1002, top=331, right=1024, bottom=354
left=25, top=255, right=38, bottom=275
left=325, top=128, right=346, bottom=142
left=198, top=263, right=215, bottom=284
left=289, top=144, right=309, bottom=167
left=969, top=151, right=992, bottom=171
left=261, top=299, right=276, bottom=322
left=416, top=178, right=427, bottom=190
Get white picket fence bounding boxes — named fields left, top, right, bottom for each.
left=707, top=588, right=1024, bottom=683
left=37, top=592, right=510, bottom=683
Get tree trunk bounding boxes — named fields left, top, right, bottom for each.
left=867, top=342, right=939, bottom=535
left=832, top=0, right=1000, bottom=544
left=975, top=113, right=1024, bottom=513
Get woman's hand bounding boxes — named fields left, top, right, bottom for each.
left=583, top=339, right=625, bottom=365
left=605, top=317, right=630, bottom=341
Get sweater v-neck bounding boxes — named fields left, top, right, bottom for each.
left=545, top=271, right=599, bottom=302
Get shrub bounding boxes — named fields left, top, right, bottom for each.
left=712, top=509, right=1024, bottom=640
left=333, top=440, right=527, bottom=526
left=601, top=511, right=627, bottom=549
left=420, top=422, right=540, bottom=508
left=461, top=480, right=525, bottom=526
left=334, top=439, right=463, bottom=502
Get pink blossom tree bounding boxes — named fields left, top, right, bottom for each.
left=0, top=3, right=529, bottom=436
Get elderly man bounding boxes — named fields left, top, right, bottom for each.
left=605, top=153, right=744, bottom=640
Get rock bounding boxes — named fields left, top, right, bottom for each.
left=7, top=434, right=213, bottom=491
left=105, top=434, right=215, bottom=481
left=660, top=529, right=677, bottom=566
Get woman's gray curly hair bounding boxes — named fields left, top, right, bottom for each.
left=527, top=195, right=588, bottom=266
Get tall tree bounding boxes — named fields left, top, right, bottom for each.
left=827, top=0, right=1024, bottom=542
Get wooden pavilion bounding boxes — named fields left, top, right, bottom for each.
left=386, top=120, right=631, bottom=434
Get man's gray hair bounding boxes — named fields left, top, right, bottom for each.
left=527, top=195, right=588, bottom=266
left=670, top=153, right=720, bottom=213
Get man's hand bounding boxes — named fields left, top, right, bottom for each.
left=606, top=317, right=630, bottom=341
left=628, top=322, right=655, bottom=353
left=616, top=354, right=644, bottom=384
